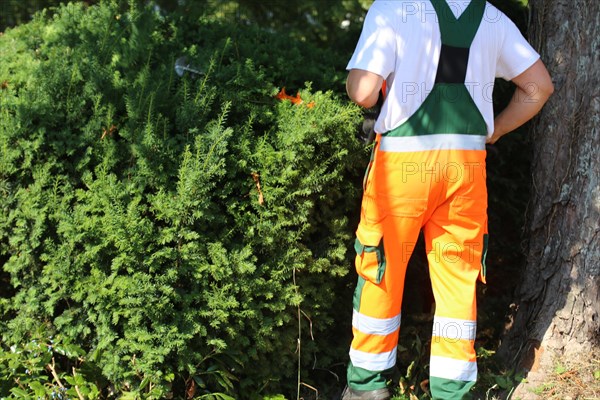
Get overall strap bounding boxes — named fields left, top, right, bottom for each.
left=432, top=0, right=487, bottom=85
left=430, top=0, right=486, bottom=48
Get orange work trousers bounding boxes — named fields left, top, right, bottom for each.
left=348, top=137, right=488, bottom=397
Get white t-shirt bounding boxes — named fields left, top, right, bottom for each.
left=346, top=0, right=540, bottom=136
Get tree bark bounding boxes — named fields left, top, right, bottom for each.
left=497, top=0, right=600, bottom=392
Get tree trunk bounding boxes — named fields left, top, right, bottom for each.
left=497, top=0, right=600, bottom=395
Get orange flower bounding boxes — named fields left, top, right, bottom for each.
left=275, top=87, right=301, bottom=104
left=275, top=87, right=315, bottom=108
left=275, top=87, right=287, bottom=100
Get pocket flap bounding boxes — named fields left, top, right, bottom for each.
left=354, top=234, right=386, bottom=285
left=356, top=224, right=383, bottom=248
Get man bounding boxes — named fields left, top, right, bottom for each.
left=343, top=1, right=553, bottom=399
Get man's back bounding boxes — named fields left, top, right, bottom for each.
left=347, top=0, right=539, bottom=136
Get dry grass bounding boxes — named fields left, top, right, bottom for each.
left=528, top=352, right=600, bottom=400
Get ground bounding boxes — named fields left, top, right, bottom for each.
left=510, top=349, right=600, bottom=400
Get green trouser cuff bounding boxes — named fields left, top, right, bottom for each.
left=429, top=376, right=475, bottom=400
left=347, top=361, right=392, bottom=391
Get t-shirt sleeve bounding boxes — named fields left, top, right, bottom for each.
left=496, top=16, right=540, bottom=80
left=346, top=1, right=396, bottom=79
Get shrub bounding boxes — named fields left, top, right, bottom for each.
left=0, top=1, right=365, bottom=398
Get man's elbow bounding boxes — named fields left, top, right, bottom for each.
left=348, top=89, right=378, bottom=108
left=539, top=75, right=555, bottom=97
left=346, top=69, right=383, bottom=108
left=538, top=79, right=554, bottom=104
left=545, top=80, right=555, bottom=97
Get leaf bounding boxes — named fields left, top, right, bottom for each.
left=119, top=391, right=139, bottom=400
left=198, top=394, right=236, bottom=400
left=138, top=375, right=151, bottom=391
left=399, top=377, right=408, bottom=394
left=494, top=375, right=511, bottom=389
left=406, top=360, right=416, bottom=380
left=164, top=372, right=175, bottom=382
left=64, top=375, right=77, bottom=386
left=10, top=387, right=32, bottom=398
left=28, top=381, right=46, bottom=397
left=193, top=375, right=206, bottom=388
left=54, top=344, right=84, bottom=358
left=186, top=377, right=197, bottom=399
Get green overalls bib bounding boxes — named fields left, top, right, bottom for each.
left=384, top=0, right=487, bottom=140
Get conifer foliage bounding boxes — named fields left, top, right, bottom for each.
left=0, top=1, right=364, bottom=398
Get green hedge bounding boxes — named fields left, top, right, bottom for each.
left=0, top=1, right=365, bottom=398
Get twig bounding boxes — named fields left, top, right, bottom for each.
left=13, top=377, right=27, bottom=390
left=312, top=367, right=339, bottom=382
left=72, top=368, right=85, bottom=400
left=300, top=310, right=314, bottom=341
left=294, top=267, right=301, bottom=400
left=294, top=269, right=320, bottom=399
left=300, top=382, right=319, bottom=399
left=251, top=172, right=264, bottom=205
left=46, top=357, right=65, bottom=388
left=300, top=310, right=318, bottom=369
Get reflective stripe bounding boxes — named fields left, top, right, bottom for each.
left=431, top=338, right=477, bottom=361
left=379, top=134, right=486, bottom=152
left=430, top=355, right=478, bottom=382
left=349, top=347, right=397, bottom=371
left=352, top=309, right=401, bottom=336
left=352, top=328, right=399, bottom=353
left=432, top=316, right=476, bottom=341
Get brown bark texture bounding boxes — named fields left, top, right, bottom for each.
left=497, top=0, right=600, bottom=378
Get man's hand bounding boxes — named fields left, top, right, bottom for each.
left=488, top=59, right=554, bottom=144
left=346, top=69, right=384, bottom=108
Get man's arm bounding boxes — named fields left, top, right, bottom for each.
left=346, top=69, right=384, bottom=109
left=488, top=59, right=554, bottom=144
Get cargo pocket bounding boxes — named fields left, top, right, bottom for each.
left=479, top=217, right=489, bottom=283
left=451, top=195, right=488, bottom=283
left=479, top=232, right=488, bottom=283
left=354, top=231, right=386, bottom=285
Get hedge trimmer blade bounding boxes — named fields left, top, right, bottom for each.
left=175, top=56, right=204, bottom=77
